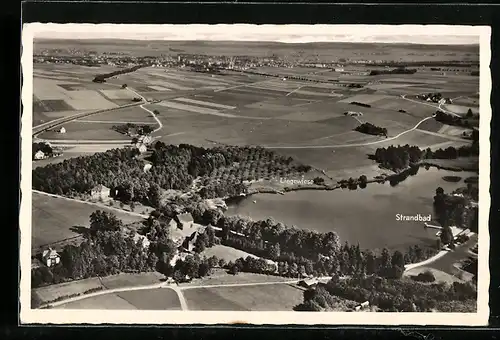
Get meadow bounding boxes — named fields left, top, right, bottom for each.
left=32, top=192, right=145, bottom=250
left=183, top=283, right=304, bottom=311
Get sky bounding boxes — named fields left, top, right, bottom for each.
left=27, top=24, right=483, bottom=45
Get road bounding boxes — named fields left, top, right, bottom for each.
left=126, top=87, right=164, bottom=133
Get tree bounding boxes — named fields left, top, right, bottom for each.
left=89, top=210, right=123, bottom=235
left=153, top=109, right=160, bottom=116
left=391, top=250, right=405, bottom=269
left=440, top=225, right=454, bottom=245
left=122, top=84, right=128, bottom=89
left=268, top=243, right=281, bottom=260
left=129, top=201, right=136, bottom=212
left=228, top=263, right=239, bottom=275
left=466, top=108, right=473, bottom=118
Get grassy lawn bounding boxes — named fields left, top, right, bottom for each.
left=200, top=245, right=259, bottom=263
left=100, top=272, right=165, bottom=290
left=38, top=121, right=127, bottom=141
left=85, top=105, right=157, bottom=123
left=32, top=192, right=145, bottom=250
left=116, top=288, right=181, bottom=310
left=180, top=269, right=291, bottom=288
left=404, top=266, right=464, bottom=285
left=183, top=283, right=304, bottom=311
left=33, top=277, right=104, bottom=304
left=54, top=292, right=137, bottom=310
left=421, top=157, right=479, bottom=172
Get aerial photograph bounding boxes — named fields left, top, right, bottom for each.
left=26, top=25, right=483, bottom=317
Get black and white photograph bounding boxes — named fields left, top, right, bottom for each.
left=20, top=24, right=491, bottom=325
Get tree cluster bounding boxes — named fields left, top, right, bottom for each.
left=355, top=122, right=388, bottom=137
left=369, top=68, right=417, bottom=76
left=297, top=275, right=476, bottom=312
left=433, top=187, right=477, bottom=233
left=92, top=64, right=144, bottom=83
left=32, top=210, right=164, bottom=288
left=33, top=142, right=54, bottom=159
left=112, top=123, right=154, bottom=136
left=435, top=110, right=478, bottom=128
left=373, top=145, right=424, bottom=171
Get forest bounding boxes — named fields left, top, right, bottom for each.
left=32, top=144, right=311, bottom=205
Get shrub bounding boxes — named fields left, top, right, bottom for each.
left=413, top=270, right=436, bottom=283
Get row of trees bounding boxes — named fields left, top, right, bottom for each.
left=369, top=67, right=417, bottom=76
left=92, top=64, right=144, bottom=83
left=355, top=122, right=388, bottom=137
left=350, top=101, right=371, bottom=108
left=297, top=275, right=476, bottom=312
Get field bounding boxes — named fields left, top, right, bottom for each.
left=200, top=244, right=260, bottom=263
left=54, top=288, right=182, bottom=310
left=32, top=192, right=145, bottom=250
left=33, top=277, right=103, bottom=304
left=32, top=65, right=128, bottom=126
left=183, top=283, right=304, bottom=311
left=100, top=272, right=165, bottom=289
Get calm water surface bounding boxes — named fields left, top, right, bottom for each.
left=227, top=168, right=476, bottom=251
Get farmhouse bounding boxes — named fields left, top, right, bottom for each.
left=298, top=278, right=318, bottom=289
left=34, top=150, right=46, bottom=160
left=58, top=127, right=66, bottom=134
left=176, top=212, right=194, bottom=230
left=344, top=111, right=363, bottom=117
left=136, top=144, right=148, bottom=154
left=132, top=232, right=151, bottom=249
left=90, top=184, right=111, bottom=200
left=42, top=248, right=61, bottom=267
left=181, top=225, right=208, bottom=252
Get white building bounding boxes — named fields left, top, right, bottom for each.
left=90, top=184, right=111, bottom=200
left=42, top=248, right=61, bottom=267
left=34, top=150, right=45, bottom=160
left=58, top=127, right=66, bottom=134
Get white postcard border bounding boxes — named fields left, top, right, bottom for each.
left=20, top=24, right=491, bottom=325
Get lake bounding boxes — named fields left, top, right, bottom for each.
left=226, top=168, right=476, bottom=252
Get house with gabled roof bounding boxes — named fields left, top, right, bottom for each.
left=42, top=248, right=61, bottom=267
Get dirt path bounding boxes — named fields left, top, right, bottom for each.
left=126, top=88, right=164, bottom=133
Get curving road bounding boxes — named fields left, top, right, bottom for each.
left=126, top=87, right=164, bottom=133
